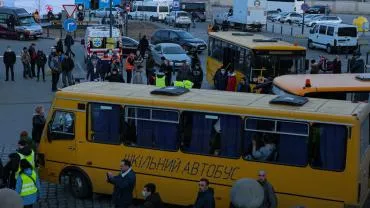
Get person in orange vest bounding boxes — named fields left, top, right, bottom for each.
left=125, top=53, right=135, bottom=83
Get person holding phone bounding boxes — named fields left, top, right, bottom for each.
left=107, top=159, right=136, bottom=208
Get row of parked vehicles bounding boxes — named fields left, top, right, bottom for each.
left=268, top=11, right=342, bottom=27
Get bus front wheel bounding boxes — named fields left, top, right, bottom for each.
left=69, top=171, right=92, bottom=199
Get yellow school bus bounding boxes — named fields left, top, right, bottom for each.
left=273, top=73, right=370, bottom=102
left=38, top=82, right=370, bottom=208
left=207, top=31, right=307, bottom=91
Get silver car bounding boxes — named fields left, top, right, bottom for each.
left=90, top=7, right=121, bottom=18
left=306, top=16, right=342, bottom=27
left=151, top=43, right=191, bottom=70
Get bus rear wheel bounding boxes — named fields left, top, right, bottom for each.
left=69, top=171, right=92, bottom=199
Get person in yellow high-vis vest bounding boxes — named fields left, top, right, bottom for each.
left=155, top=72, right=166, bottom=88
left=174, top=80, right=185, bottom=87
left=15, top=159, right=40, bottom=208
left=183, top=80, right=194, bottom=89
left=15, top=140, right=35, bottom=180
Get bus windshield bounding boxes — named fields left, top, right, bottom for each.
left=338, top=27, right=357, bottom=37
left=159, top=6, right=169, bottom=12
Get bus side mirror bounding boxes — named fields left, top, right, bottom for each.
left=81, top=39, right=85, bottom=45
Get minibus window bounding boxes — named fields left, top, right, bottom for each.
left=243, top=118, right=309, bottom=166
left=124, top=106, right=179, bottom=151
left=180, top=112, right=241, bottom=158
left=310, top=123, right=347, bottom=171
left=49, top=111, right=75, bottom=140
left=90, top=103, right=121, bottom=144
left=338, top=27, right=357, bottom=37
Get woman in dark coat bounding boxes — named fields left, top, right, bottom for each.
left=32, top=105, right=46, bottom=145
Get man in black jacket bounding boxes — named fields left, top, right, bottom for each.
left=3, top=46, right=16, bottom=81
left=64, top=34, right=75, bottom=57
left=61, top=53, right=75, bottom=87
left=107, top=159, right=136, bottom=208
left=138, top=35, right=149, bottom=57
left=107, top=68, right=125, bottom=83
left=194, top=178, right=215, bottom=208
left=142, top=183, right=164, bottom=208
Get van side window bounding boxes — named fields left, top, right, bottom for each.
left=0, top=13, right=8, bottom=24
left=243, top=118, right=309, bottom=166
left=180, top=112, right=241, bottom=158
left=327, top=27, right=334, bottom=36
left=49, top=111, right=75, bottom=140
left=319, top=25, right=327, bottom=35
left=89, top=103, right=122, bottom=144
left=310, top=123, right=347, bottom=171
left=124, top=106, right=179, bottom=151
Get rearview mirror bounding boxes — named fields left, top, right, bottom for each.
left=81, top=39, right=85, bottom=45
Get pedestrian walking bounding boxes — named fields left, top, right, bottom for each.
left=146, top=52, right=156, bottom=85
left=191, top=64, right=203, bottom=89
left=19, top=131, right=36, bottom=153
left=100, top=52, right=112, bottom=81
left=257, top=170, right=277, bottom=208
left=107, top=159, right=136, bottom=208
left=3, top=140, right=35, bottom=189
left=142, top=183, right=164, bottom=208
left=125, top=53, right=135, bottom=83
left=56, top=38, right=64, bottom=55
left=193, top=178, right=215, bottom=208
left=61, top=53, right=75, bottom=87
left=86, top=52, right=101, bottom=81
left=138, top=35, right=149, bottom=57
left=36, top=50, right=47, bottom=82
left=107, top=68, right=125, bottom=83
left=226, top=69, right=237, bottom=92
left=213, top=67, right=228, bottom=91
left=3, top=46, right=16, bottom=81
left=237, top=77, right=249, bottom=92
left=6, top=15, right=15, bottom=31
left=15, top=159, right=40, bottom=208
left=32, top=105, right=45, bottom=146
left=64, top=33, right=75, bottom=57
left=21, top=47, right=31, bottom=79
left=133, top=51, right=144, bottom=84
left=48, top=47, right=61, bottom=92
left=160, top=58, right=173, bottom=86
left=28, top=43, right=37, bottom=78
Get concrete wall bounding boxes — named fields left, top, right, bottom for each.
left=307, top=1, right=370, bottom=14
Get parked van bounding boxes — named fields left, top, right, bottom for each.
left=81, top=25, right=122, bottom=61
left=308, top=23, right=358, bottom=53
left=0, top=7, right=43, bottom=40
left=129, top=1, right=170, bottom=21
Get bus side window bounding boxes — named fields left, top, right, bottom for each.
left=180, top=112, right=241, bottom=158
left=124, top=106, right=179, bottom=151
left=49, top=111, right=75, bottom=140
left=310, top=123, right=347, bottom=171
left=89, top=103, right=121, bottom=144
left=243, top=118, right=309, bottom=166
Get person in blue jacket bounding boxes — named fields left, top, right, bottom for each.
left=15, top=159, right=40, bottom=208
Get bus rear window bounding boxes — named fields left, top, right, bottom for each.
left=338, top=27, right=357, bottom=37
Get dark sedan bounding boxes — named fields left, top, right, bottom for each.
left=121, top=36, right=139, bottom=57
left=150, top=29, right=207, bottom=53
left=306, top=5, right=331, bottom=14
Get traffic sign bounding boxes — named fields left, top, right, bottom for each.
left=63, top=4, right=77, bottom=18
left=172, top=0, right=180, bottom=11
left=301, top=3, right=309, bottom=12
left=63, top=18, right=77, bottom=32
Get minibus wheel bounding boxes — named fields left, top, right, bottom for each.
left=69, top=171, right=92, bottom=198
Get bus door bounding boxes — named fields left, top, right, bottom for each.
left=223, top=47, right=237, bottom=71
left=45, top=109, right=77, bottom=164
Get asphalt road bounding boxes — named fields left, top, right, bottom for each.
left=0, top=19, right=369, bottom=207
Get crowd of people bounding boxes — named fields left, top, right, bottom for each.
left=213, top=66, right=250, bottom=93
left=84, top=35, right=203, bottom=90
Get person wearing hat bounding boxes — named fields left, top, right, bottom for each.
left=3, top=46, right=16, bottom=81
left=15, top=159, right=40, bottom=208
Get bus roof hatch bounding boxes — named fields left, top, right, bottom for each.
left=355, top=74, right=370, bottom=81
left=151, top=87, right=189, bottom=96
left=269, top=95, right=308, bottom=106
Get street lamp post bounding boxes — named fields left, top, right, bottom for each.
left=301, top=0, right=305, bottom=34
left=109, top=0, right=113, bottom=38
